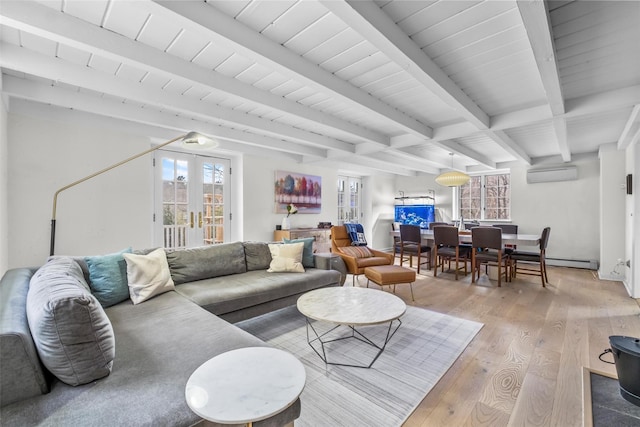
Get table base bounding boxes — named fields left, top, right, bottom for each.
left=304, top=318, right=402, bottom=369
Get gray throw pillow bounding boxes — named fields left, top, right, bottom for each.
left=26, top=257, right=115, bottom=386
left=165, top=242, right=247, bottom=284
left=243, top=242, right=272, bottom=271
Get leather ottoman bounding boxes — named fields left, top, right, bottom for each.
left=364, top=265, right=416, bottom=301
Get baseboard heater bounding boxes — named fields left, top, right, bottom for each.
left=546, top=257, right=598, bottom=270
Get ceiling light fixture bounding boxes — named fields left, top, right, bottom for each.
left=435, top=153, right=470, bottom=187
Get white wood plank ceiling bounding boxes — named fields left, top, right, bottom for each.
left=1, top=0, right=638, bottom=176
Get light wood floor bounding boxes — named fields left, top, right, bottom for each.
left=354, top=262, right=640, bottom=426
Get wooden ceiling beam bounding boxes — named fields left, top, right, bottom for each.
left=0, top=43, right=358, bottom=154
left=517, top=0, right=567, bottom=163
left=618, top=104, right=640, bottom=150
left=322, top=0, right=490, bottom=130
left=10, top=98, right=305, bottom=162
left=153, top=0, right=433, bottom=140
left=0, top=0, right=388, bottom=147
left=1, top=74, right=330, bottom=158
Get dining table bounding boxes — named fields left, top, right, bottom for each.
left=390, top=228, right=541, bottom=271
left=390, top=228, right=541, bottom=247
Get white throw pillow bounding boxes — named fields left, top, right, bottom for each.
left=123, top=248, right=175, bottom=304
left=267, top=242, right=305, bottom=273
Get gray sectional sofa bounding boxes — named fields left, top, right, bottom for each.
left=0, top=241, right=341, bottom=426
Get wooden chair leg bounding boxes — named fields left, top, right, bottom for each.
left=471, top=252, right=476, bottom=283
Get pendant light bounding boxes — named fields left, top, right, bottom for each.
left=435, top=153, right=470, bottom=187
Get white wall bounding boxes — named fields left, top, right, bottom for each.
left=0, top=93, right=8, bottom=276
left=626, top=143, right=639, bottom=298
left=8, top=113, right=154, bottom=267
left=364, top=174, right=395, bottom=249
left=4, top=110, right=607, bottom=274
left=241, top=155, right=339, bottom=243
left=388, top=158, right=601, bottom=263
left=598, top=145, right=627, bottom=280
left=509, top=157, right=600, bottom=261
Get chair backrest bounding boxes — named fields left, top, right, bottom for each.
left=539, top=227, right=551, bottom=251
left=330, top=226, right=352, bottom=251
left=345, top=223, right=367, bottom=246
left=399, top=224, right=421, bottom=244
left=493, top=224, right=518, bottom=234
left=433, top=225, right=459, bottom=247
left=471, top=226, right=502, bottom=250
left=428, top=222, right=449, bottom=230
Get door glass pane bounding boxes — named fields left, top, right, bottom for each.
left=162, top=157, right=189, bottom=249
left=202, top=162, right=225, bottom=245
left=176, top=160, right=188, bottom=203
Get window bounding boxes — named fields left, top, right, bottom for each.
left=459, top=172, right=510, bottom=221
left=337, top=176, right=361, bottom=224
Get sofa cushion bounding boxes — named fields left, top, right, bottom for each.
left=166, top=242, right=247, bottom=284
left=0, top=268, right=49, bottom=406
left=267, top=242, right=305, bottom=273
left=175, top=269, right=340, bottom=316
left=283, top=237, right=315, bottom=268
left=85, top=247, right=132, bottom=308
left=1, top=291, right=270, bottom=427
left=123, top=248, right=175, bottom=305
left=46, top=255, right=91, bottom=283
left=243, top=242, right=272, bottom=271
left=26, top=258, right=115, bottom=386
left=338, top=245, right=372, bottom=258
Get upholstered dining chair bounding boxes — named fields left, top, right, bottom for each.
left=391, top=222, right=403, bottom=261
left=471, top=226, right=510, bottom=287
left=433, top=225, right=471, bottom=280
left=493, top=224, right=518, bottom=252
left=399, top=224, right=431, bottom=273
left=510, top=227, right=551, bottom=287
left=428, top=222, right=450, bottom=230
left=330, top=225, right=394, bottom=286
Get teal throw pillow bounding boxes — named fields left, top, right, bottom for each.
left=283, top=237, right=315, bottom=268
left=85, top=247, right=132, bottom=308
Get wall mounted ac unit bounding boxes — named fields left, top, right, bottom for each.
left=526, top=166, right=577, bottom=184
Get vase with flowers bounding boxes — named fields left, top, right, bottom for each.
left=281, top=203, right=298, bottom=230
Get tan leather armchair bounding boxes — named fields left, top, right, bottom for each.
left=330, top=225, right=394, bottom=285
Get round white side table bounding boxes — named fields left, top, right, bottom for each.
left=185, top=347, right=306, bottom=426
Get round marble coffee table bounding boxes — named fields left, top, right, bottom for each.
left=185, top=347, right=305, bottom=426
left=297, top=287, right=406, bottom=368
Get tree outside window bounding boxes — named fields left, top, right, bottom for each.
left=459, top=173, right=510, bottom=220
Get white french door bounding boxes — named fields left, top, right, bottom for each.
left=154, top=151, right=230, bottom=249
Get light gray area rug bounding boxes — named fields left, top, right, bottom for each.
left=236, top=304, right=483, bottom=426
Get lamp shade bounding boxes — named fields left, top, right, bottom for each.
left=435, top=170, right=470, bottom=187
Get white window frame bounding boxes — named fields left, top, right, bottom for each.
left=456, top=170, right=511, bottom=222
left=337, top=175, right=361, bottom=224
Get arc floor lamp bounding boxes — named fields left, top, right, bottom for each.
left=49, top=131, right=216, bottom=256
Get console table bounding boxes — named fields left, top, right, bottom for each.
left=274, top=228, right=331, bottom=253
